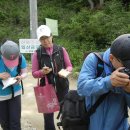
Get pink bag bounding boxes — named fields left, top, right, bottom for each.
left=34, top=77, right=60, bottom=113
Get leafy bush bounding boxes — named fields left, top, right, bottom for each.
left=1, top=0, right=130, bottom=70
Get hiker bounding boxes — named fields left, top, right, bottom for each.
left=32, top=25, right=73, bottom=130
left=77, top=34, right=130, bottom=130
left=0, top=40, right=27, bottom=130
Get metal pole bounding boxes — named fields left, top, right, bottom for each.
left=29, top=0, right=38, bottom=39
left=29, top=0, right=38, bottom=62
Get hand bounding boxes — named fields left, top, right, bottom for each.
left=42, top=66, right=52, bottom=75
left=15, top=76, right=22, bottom=84
left=0, top=72, right=10, bottom=80
left=58, top=69, right=70, bottom=78
left=122, top=79, right=130, bottom=93
left=110, top=67, right=129, bottom=87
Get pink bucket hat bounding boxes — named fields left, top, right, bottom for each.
left=1, top=40, right=20, bottom=67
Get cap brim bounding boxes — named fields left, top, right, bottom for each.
left=3, top=57, right=19, bottom=68
left=38, top=34, right=50, bottom=40
left=123, top=60, right=130, bottom=69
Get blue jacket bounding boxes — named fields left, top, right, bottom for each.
left=0, top=55, right=27, bottom=101
left=77, top=49, right=130, bottom=130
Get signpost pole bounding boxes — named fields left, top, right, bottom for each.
left=29, top=0, right=38, bottom=61
left=29, top=0, right=38, bottom=39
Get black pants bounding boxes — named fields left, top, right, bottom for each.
left=0, top=95, right=21, bottom=130
left=43, top=85, right=69, bottom=130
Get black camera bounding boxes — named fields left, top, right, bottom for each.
left=119, top=68, right=130, bottom=77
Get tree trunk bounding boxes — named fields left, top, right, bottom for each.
left=88, top=0, right=94, bottom=9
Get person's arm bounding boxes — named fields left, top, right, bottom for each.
left=62, top=47, right=73, bottom=72
left=77, top=53, right=112, bottom=97
left=32, top=51, right=45, bottom=78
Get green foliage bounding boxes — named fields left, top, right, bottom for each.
left=1, top=0, right=130, bottom=71
left=0, top=0, right=29, bottom=43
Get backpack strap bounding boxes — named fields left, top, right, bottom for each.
left=58, top=46, right=65, bottom=68
left=85, top=52, right=111, bottom=116
left=17, top=54, right=24, bottom=94
left=93, top=52, right=110, bottom=67
left=87, top=91, right=110, bottom=117
left=17, top=54, right=22, bottom=74
left=36, top=46, right=42, bottom=69
left=57, top=100, right=64, bottom=119
left=93, top=52, right=111, bottom=77
left=94, top=52, right=104, bottom=77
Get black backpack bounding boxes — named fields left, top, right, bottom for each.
left=57, top=52, right=110, bottom=130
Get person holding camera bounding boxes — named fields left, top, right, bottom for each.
left=77, top=34, right=130, bottom=130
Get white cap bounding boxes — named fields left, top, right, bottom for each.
left=37, top=25, right=51, bottom=40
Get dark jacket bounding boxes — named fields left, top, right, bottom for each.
left=36, top=44, right=69, bottom=90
